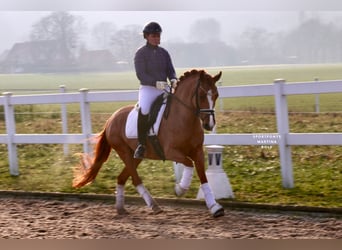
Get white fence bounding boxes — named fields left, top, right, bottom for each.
left=1, top=79, right=342, bottom=188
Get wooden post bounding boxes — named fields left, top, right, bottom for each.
left=314, top=78, right=320, bottom=113
left=79, top=88, right=92, bottom=155
left=274, top=79, right=294, bottom=188
left=60, top=85, right=69, bottom=155
left=3, top=92, right=19, bottom=176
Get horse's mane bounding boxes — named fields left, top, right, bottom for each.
left=179, top=69, right=204, bottom=82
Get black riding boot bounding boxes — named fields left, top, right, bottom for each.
left=134, top=110, right=149, bottom=159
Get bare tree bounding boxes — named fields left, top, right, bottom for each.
left=30, top=11, right=85, bottom=63
left=237, top=27, right=279, bottom=65
left=91, top=22, right=117, bottom=50
left=188, top=18, right=222, bottom=43
left=283, top=18, right=342, bottom=63
left=110, top=24, right=142, bottom=66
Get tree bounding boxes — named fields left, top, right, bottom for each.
left=91, top=22, right=117, bottom=50
left=110, top=25, right=142, bottom=67
left=237, top=27, right=280, bottom=65
left=282, top=18, right=342, bottom=63
left=188, top=18, right=222, bottom=43
left=30, top=11, right=85, bottom=63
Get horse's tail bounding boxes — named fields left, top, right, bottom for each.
left=72, top=129, right=111, bottom=188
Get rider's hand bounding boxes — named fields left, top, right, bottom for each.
left=170, top=79, right=178, bottom=88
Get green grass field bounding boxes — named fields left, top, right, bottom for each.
left=0, top=64, right=341, bottom=208
left=2, top=63, right=342, bottom=91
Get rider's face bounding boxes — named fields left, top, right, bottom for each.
left=146, top=33, right=161, bottom=46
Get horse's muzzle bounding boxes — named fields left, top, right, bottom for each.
left=200, top=109, right=216, bottom=131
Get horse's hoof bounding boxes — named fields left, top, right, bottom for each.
left=116, top=207, right=129, bottom=215
left=213, top=208, right=224, bottom=218
left=210, top=203, right=224, bottom=218
left=152, top=205, right=163, bottom=214
left=174, top=184, right=187, bottom=197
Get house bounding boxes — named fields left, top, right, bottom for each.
left=0, top=40, right=128, bottom=73
left=77, top=49, right=118, bottom=72
left=0, top=40, right=73, bottom=73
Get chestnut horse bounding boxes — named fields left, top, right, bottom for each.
left=73, top=69, right=224, bottom=217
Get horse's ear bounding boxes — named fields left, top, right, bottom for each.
left=213, top=71, right=222, bottom=83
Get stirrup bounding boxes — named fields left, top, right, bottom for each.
left=134, top=144, right=145, bottom=159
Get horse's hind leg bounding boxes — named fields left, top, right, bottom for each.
left=116, top=152, right=162, bottom=215
left=136, top=183, right=162, bottom=214
left=129, top=159, right=162, bottom=214
left=174, top=165, right=194, bottom=197
left=115, top=167, right=130, bottom=215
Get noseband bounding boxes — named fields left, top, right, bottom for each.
left=195, top=81, right=216, bottom=118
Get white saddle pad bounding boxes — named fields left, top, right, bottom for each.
left=125, top=104, right=166, bottom=139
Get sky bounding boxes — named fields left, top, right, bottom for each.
left=0, top=0, right=342, bottom=53
left=0, top=11, right=298, bottom=52
left=2, top=11, right=342, bottom=54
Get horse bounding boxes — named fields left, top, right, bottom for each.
left=72, top=69, right=224, bottom=218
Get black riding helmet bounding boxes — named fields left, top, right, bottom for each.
left=143, top=22, right=162, bottom=38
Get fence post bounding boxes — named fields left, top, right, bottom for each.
left=79, top=88, right=92, bottom=154
left=314, top=78, right=320, bottom=113
left=60, top=85, right=69, bottom=155
left=218, top=81, right=223, bottom=112
left=274, top=79, right=294, bottom=188
left=3, top=92, right=19, bottom=176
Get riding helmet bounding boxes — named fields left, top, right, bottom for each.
left=143, top=22, right=162, bottom=36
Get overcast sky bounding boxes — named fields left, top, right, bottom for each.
left=1, top=0, right=342, bottom=53
left=2, top=10, right=342, bottom=53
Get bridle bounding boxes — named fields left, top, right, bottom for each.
left=194, top=81, right=216, bottom=117
left=166, top=76, right=216, bottom=120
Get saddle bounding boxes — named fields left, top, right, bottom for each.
left=125, top=93, right=171, bottom=160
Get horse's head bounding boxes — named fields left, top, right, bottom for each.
left=196, top=70, right=222, bottom=131
left=175, top=69, right=222, bottom=131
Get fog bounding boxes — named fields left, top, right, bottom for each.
left=1, top=10, right=342, bottom=72
left=0, top=11, right=335, bottom=53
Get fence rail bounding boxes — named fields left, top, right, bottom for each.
left=1, top=79, right=342, bottom=188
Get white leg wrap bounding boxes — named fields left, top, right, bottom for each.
left=136, top=184, right=154, bottom=208
left=179, top=166, right=194, bottom=190
left=115, top=184, right=125, bottom=208
left=175, top=166, right=194, bottom=196
left=200, top=183, right=216, bottom=209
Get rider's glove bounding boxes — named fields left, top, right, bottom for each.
left=170, top=79, right=178, bottom=88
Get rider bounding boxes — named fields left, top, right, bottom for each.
left=133, top=21, right=178, bottom=159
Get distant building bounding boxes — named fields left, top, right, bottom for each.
left=77, top=49, right=118, bottom=72
left=0, top=40, right=73, bottom=73
left=0, top=40, right=131, bottom=73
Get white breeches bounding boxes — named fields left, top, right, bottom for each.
left=138, top=85, right=164, bottom=115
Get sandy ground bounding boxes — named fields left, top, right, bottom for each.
left=0, top=197, right=341, bottom=239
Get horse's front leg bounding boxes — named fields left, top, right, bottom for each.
left=193, top=148, right=225, bottom=218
